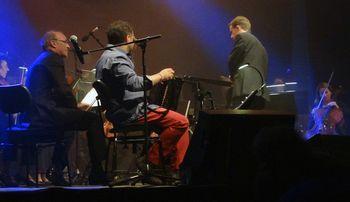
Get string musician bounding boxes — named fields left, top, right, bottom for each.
left=305, top=82, right=346, bottom=139
left=0, top=54, right=10, bottom=86
left=25, top=31, right=107, bottom=186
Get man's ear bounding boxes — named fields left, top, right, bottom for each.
left=126, top=34, right=133, bottom=42
left=49, top=40, right=57, bottom=48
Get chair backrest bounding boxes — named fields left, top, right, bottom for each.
left=0, top=84, right=32, bottom=114
left=92, top=80, right=112, bottom=110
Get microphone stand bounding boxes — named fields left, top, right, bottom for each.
left=90, top=33, right=104, bottom=48
left=138, top=41, right=151, bottom=175
left=71, top=49, right=81, bottom=184
left=81, top=35, right=161, bottom=185
left=82, top=35, right=161, bottom=55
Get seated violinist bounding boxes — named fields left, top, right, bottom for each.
left=305, top=82, right=345, bottom=139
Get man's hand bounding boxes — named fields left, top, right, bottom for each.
left=149, top=67, right=175, bottom=86
left=78, top=103, right=90, bottom=111
left=158, top=68, right=175, bottom=81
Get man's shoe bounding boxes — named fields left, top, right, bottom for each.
left=136, top=155, right=162, bottom=174
left=88, top=173, right=108, bottom=185
left=89, top=166, right=108, bottom=185
left=142, top=176, right=164, bottom=185
left=14, top=175, right=36, bottom=187
left=162, top=169, right=182, bottom=185
left=46, top=168, right=70, bottom=186
left=0, top=173, right=18, bottom=187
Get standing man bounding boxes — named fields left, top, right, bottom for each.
left=227, top=16, right=269, bottom=109
left=26, top=31, right=107, bottom=185
left=95, top=20, right=190, bottom=178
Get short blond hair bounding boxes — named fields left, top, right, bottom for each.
left=229, top=16, right=251, bottom=32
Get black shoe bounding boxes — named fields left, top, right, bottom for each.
left=14, top=175, right=36, bottom=187
left=0, top=173, right=18, bottom=187
left=89, top=166, right=108, bottom=185
left=142, top=176, right=164, bottom=185
left=46, top=168, right=70, bottom=186
left=136, top=155, right=161, bottom=174
left=162, top=170, right=182, bottom=185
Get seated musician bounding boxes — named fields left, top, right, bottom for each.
left=95, top=20, right=190, bottom=178
left=25, top=31, right=107, bottom=186
left=305, top=82, right=346, bottom=139
left=0, top=54, right=10, bottom=131
left=0, top=54, right=10, bottom=86
left=0, top=54, right=19, bottom=187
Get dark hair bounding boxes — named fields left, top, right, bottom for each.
left=314, top=82, right=336, bottom=106
left=0, top=53, right=8, bottom=61
left=107, top=20, right=134, bottom=44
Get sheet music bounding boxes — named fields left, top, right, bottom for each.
left=80, top=88, right=98, bottom=107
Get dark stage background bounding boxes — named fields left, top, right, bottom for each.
left=1, top=0, right=349, bottom=124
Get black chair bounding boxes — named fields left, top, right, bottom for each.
left=92, top=80, right=167, bottom=185
left=0, top=84, right=71, bottom=186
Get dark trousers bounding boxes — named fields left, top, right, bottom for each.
left=49, top=108, right=107, bottom=171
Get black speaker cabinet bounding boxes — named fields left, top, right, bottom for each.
left=181, top=109, right=295, bottom=198
left=264, top=91, right=309, bottom=114
left=307, top=134, right=350, bottom=166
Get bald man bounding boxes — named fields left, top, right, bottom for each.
left=26, top=31, right=107, bottom=186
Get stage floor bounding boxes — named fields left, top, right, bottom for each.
left=0, top=184, right=233, bottom=202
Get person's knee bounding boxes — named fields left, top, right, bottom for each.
left=174, top=115, right=189, bottom=131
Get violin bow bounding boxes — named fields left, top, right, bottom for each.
left=316, top=71, right=334, bottom=109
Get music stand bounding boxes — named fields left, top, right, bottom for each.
left=235, top=84, right=266, bottom=110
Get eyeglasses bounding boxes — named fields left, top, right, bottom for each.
left=53, top=39, right=69, bottom=44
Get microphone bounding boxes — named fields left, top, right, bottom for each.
left=69, top=35, right=85, bottom=64
left=82, top=26, right=99, bottom=42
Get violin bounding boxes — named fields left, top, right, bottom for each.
left=306, top=101, right=343, bottom=138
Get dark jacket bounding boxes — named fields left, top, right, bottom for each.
left=25, top=51, right=77, bottom=127
left=228, top=32, right=269, bottom=107
left=228, top=32, right=268, bottom=80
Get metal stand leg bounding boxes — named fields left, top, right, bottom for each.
left=35, top=145, right=39, bottom=187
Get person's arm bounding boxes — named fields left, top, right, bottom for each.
left=112, top=57, right=174, bottom=91
left=148, top=68, right=175, bottom=86
left=47, top=56, right=77, bottom=108
left=112, top=59, right=152, bottom=92
left=228, top=35, right=246, bottom=76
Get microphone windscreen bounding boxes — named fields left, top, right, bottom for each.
left=69, top=35, right=85, bottom=64
left=70, top=35, right=78, bottom=42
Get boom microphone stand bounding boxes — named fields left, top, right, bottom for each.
left=90, top=33, right=104, bottom=48
left=138, top=40, right=151, bottom=177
